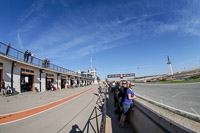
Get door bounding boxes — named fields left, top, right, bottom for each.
left=0, top=70, right=2, bottom=88
left=20, top=74, right=33, bottom=92
left=61, top=79, right=66, bottom=89
left=46, top=78, right=54, bottom=90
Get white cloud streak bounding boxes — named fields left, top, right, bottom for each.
left=15, top=0, right=200, bottom=62
left=19, top=0, right=45, bottom=23
left=17, top=31, right=23, bottom=49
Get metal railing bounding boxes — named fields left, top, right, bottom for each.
left=100, top=87, right=107, bottom=133
left=0, top=42, right=84, bottom=77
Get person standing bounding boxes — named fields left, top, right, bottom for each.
left=27, top=51, right=31, bottom=62
left=31, top=53, right=34, bottom=64
left=6, top=43, right=11, bottom=55
left=24, top=50, right=28, bottom=62
left=119, top=82, right=136, bottom=127
left=1, top=79, right=6, bottom=96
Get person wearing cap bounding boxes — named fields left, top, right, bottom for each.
left=119, top=82, right=136, bottom=127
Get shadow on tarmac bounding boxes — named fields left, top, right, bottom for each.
left=58, top=91, right=104, bottom=133
left=69, top=124, right=82, bottom=133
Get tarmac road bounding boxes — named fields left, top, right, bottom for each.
left=134, top=82, right=200, bottom=116
left=0, top=85, right=103, bottom=133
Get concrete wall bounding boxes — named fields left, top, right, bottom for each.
left=0, top=57, right=42, bottom=92
left=41, top=72, right=45, bottom=92
left=128, top=101, right=195, bottom=133
left=0, top=56, right=64, bottom=92
left=0, top=55, right=89, bottom=93
left=1, top=57, right=12, bottom=87
left=15, top=63, right=41, bottom=92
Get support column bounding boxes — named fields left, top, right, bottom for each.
left=11, top=61, right=16, bottom=89
left=74, top=77, right=77, bottom=87
left=68, top=75, right=71, bottom=88
left=57, top=73, right=61, bottom=90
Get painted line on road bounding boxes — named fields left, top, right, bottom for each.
left=136, top=82, right=200, bottom=86
left=0, top=87, right=94, bottom=125
left=190, top=108, right=200, bottom=116
left=172, top=92, right=184, bottom=98
left=135, top=93, right=200, bottom=122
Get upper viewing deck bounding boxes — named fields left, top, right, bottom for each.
left=0, top=42, right=89, bottom=78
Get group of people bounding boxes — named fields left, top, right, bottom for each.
left=0, top=79, right=17, bottom=96
left=107, top=80, right=136, bottom=128
left=4, top=43, right=52, bottom=69
left=50, top=83, right=56, bottom=91
left=42, top=59, right=50, bottom=68
left=24, top=50, right=34, bottom=63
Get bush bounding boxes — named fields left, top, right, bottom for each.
left=190, top=75, right=200, bottom=79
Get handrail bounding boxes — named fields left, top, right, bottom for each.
left=0, top=42, right=90, bottom=78
left=100, top=87, right=107, bottom=133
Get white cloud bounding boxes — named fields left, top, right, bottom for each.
left=15, top=0, right=200, bottom=62
left=19, top=0, right=45, bottom=23
left=17, top=31, right=23, bottom=49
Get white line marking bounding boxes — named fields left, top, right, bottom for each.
left=0, top=88, right=94, bottom=125
left=190, top=108, right=200, bottom=116
left=172, top=92, right=184, bottom=98
left=135, top=82, right=200, bottom=86
left=135, top=93, right=200, bottom=118
left=0, top=88, right=93, bottom=116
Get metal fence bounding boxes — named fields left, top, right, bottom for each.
left=0, top=42, right=84, bottom=77
left=100, top=87, right=107, bottom=133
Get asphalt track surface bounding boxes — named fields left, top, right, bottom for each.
left=0, top=85, right=103, bottom=133
left=133, top=82, right=200, bottom=116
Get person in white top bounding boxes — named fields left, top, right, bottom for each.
left=31, top=53, right=34, bottom=64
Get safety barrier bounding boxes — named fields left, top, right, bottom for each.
left=100, top=87, right=107, bottom=133
left=136, top=94, right=200, bottom=123
left=128, top=97, right=197, bottom=133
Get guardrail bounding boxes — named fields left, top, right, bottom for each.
left=100, top=87, right=107, bottom=133
left=0, top=42, right=88, bottom=78
left=135, top=94, right=200, bottom=123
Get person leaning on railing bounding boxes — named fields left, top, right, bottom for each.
left=31, top=53, right=34, bottom=64
left=6, top=43, right=11, bottom=56
left=119, top=82, right=136, bottom=128
left=24, top=50, right=28, bottom=62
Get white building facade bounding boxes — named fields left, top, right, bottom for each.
left=88, top=68, right=98, bottom=84
left=0, top=42, right=94, bottom=93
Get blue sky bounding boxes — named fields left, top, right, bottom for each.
left=1, top=0, right=200, bottom=79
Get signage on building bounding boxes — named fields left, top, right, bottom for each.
left=107, top=73, right=135, bottom=79
left=25, top=77, right=28, bottom=83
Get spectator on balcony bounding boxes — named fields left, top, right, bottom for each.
left=44, top=59, right=47, bottom=68
left=42, top=60, right=45, bottom=67
left=31, top=53, right=34, bottom=64
left=27, top=51, right=31, bottom=62
left=6, top=43, right=11, bottom=56
left=47, top=59, right=50, bottom=68
left=24, top=50, right=28, bottom=62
